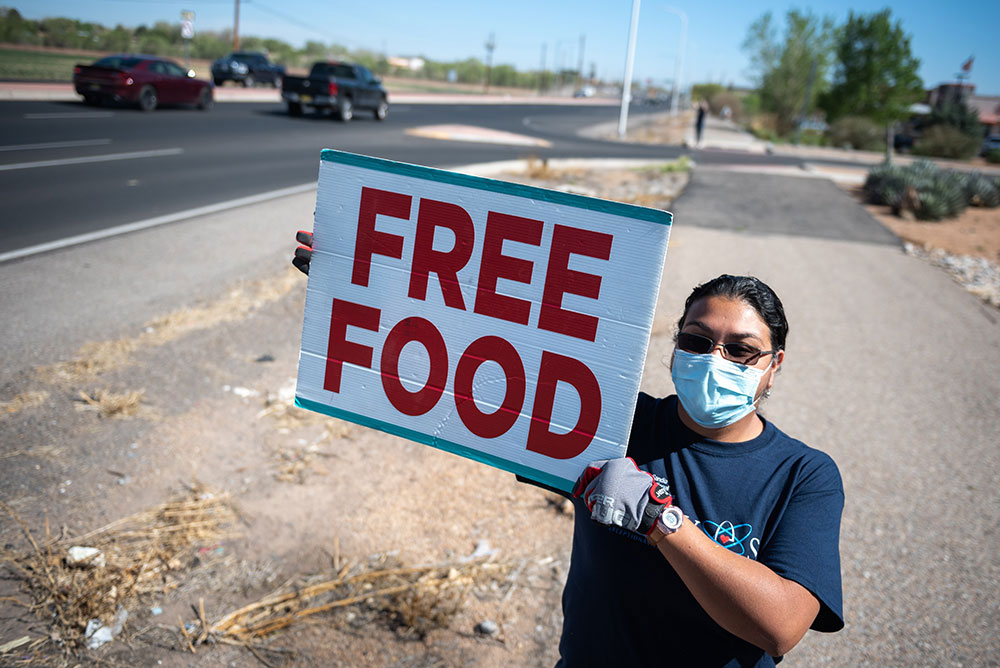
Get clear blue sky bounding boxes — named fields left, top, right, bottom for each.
left=16, top=0, right=1000, bottom=94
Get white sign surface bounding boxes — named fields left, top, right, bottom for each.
left=296, top=150, right=671, bottom=492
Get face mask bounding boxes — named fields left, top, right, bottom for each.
left=671, top=349, right=769, bottom=429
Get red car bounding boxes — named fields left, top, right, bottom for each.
left=73, top=54, right=214, bottom=112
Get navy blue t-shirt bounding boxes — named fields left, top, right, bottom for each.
left=556, top=394, right=844, bottom=668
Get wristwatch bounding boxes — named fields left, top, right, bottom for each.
left=648, top=505, right=684, bottom=546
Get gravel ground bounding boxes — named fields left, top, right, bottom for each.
left=903, top=242, right=1000, bottom=308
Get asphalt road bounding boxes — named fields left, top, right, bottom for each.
left=0, top=100, right=805, bottom=255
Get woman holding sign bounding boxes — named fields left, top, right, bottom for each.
left=559, top=274, right=844, bottom=667
left=294, top=240, right=842, bottom=667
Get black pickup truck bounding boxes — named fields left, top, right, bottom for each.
left=211, top=52, right=284, bottom=87
left=281, top=61, right=388, bottom=121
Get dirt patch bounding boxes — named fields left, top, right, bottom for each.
left=0, top=164, right=691, bottom=668
left=855, top=191, right=1000, bottom=264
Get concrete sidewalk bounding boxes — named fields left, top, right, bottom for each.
left=654, top=169, right=999, bottom=666
left=692, top=115, right=1000, bottom=176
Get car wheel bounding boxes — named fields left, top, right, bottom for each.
left=138, top=85, right=158, bottom=112
left=197, top=87, right=213, bottom=111
left=337, top=97, right=353, bottom=122
left=374, top=98, right=388, bottom=121
left=213, top=78, right=224, bottom=87
left=242, top=75, right=255, bottom=88
left=287, top=101, right=302, bottom=117
left=272, top=76, right=282, bottom=89
left=82, top=94, right=100, bottom=106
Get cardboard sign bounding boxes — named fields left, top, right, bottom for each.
left=296, top=150, right=671, bottom=492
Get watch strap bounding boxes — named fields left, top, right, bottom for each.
left=638, top=482, right=673, bottom=535
left=649, top=506, right=684, bottom=546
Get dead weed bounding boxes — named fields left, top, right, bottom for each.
left=0, top=489, right=238, bottom=653
left=0, top=390, right=50, bottom=419
left=0, top=444, right=68, bottom=462
left=75, top=389, right=145, bottom=419
left=520, top=155, right=586, bottom=181
left=203, top=552, right=510, bottom=644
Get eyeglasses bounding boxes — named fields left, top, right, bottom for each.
left=676, top=332, right=776, bottom=366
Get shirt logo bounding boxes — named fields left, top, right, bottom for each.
left=701, top=520, right=756, bottom=558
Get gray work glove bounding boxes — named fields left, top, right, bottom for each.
left=292, top=230, right=313, bottom=275
left=573, top=458, right=672, bottom=535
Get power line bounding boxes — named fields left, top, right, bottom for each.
left=249, top=1, right=368, bottom=47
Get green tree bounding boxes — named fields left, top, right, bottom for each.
left=37, top=17, right=79, bottom=47
left=820, top=9, right=923, bottom=159
left=0, top=8, right=38, bottom=44
left=99, top=25, right=132, bottom=53
left=743, top=9, right=835, bottom=136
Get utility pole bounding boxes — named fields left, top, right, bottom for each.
left=539, top=42, right=547, bottom=94
left=665, top=7, right=687, bottom=117
left=232, top=0, right=240, bottom=51
left=618, top=0, right=641, bottom=138
left=576, top=34, right=586, bottom=89
left=484, top=32, right=495, bottom=93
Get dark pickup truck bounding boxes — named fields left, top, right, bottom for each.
left=281, top=61, right=388, bottom=121
left=211, top=52, right=285, bottom=87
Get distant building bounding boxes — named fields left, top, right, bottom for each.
left=387, top=56, right=425, bottom=72
left=926, top=83, right=1000, bottom=135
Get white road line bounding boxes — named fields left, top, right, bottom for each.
left=23, top=111, right=115, bottom=119
left=0, top=138, right=112, bottom=153
left=0, top=147, right=183, bottom=172
left=0, top=182, right=317, bottom=264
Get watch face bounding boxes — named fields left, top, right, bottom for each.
left=660, top=507, right=683, bottom=531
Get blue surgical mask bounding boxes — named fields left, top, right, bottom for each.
left=671, top=349, right=768, bottom=428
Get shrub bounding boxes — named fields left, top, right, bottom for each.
left=986, top=149, right=1000, bottom=164
left=862, top=159, right=995, bottom=221
left=708, top=91, right=743, bottom=120
left=965, top=172, right=1000, bottom=207
left=826, top=116, right=885, bottom=151
left=798, top=129, right=826, bottom=146
left=912, top=125, right=980, bottom=160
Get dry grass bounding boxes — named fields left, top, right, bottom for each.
left=0, top=444, right=67, bottom=462
left=628, top=112, right=693, bottom=145
left=0, top=489, right=238, bottom=653
left=0, top=390, right=50, bottom=419
left=39, top=268, right=302, bottom=385
left=203, top=554, right=510, bottom=645
left=520, top=155, right=586, bottom=181
left=75, top=389, right=145, bottom=419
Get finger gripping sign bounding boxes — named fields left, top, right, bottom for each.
left=296, top=150, right=672, bottom=492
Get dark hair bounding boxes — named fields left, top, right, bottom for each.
left=676, top=275, right=789, bottom=351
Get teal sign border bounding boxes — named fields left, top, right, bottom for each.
left=320, top=149, right=673, bottom=226
left=296, top=396, right=571, bottom=492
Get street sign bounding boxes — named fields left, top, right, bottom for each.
left=295, top=150, right=672, bottom=492
left=180, top=10, right=195, bottom=39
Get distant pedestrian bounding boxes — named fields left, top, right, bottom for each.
left=695, top=101, right=707, bottom=146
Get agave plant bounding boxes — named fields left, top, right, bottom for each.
left=864, top=162, right=907, bottom=206
left=965, top=172, right=1000, bottom=208
left=863, top=160, right=994, bottom=220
